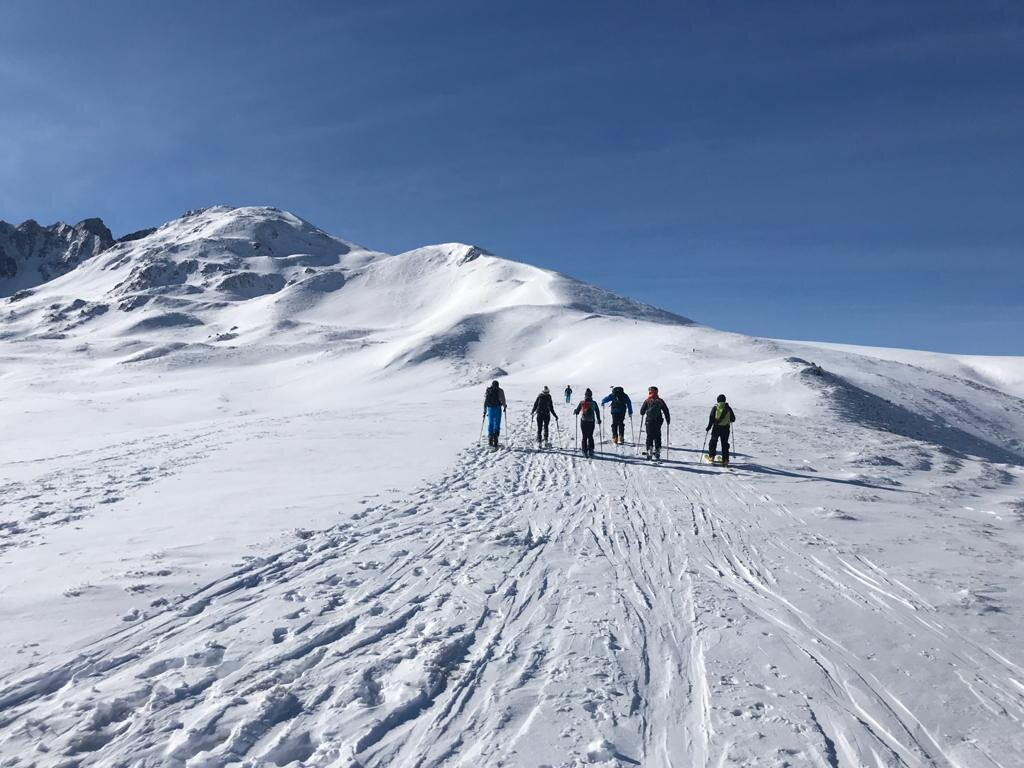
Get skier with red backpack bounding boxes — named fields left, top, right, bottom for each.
left=639, top=386, right=671, bottom=460
left=573, top=388, right=602, bottom=458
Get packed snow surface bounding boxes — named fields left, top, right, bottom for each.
left=1, top=206, right=1022, bottom=766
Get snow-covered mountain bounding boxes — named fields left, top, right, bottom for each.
left=1, top=206, right=1022, bottom=766
left=2, top=206, right=687, bottom=366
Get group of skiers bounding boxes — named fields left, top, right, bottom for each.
left=483, top=380, right=737, bottom=464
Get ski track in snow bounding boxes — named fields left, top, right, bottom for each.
left=1, top=420, right=1022, bottom=767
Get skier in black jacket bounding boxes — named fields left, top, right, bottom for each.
left=531, top=386, right=559, bottom=446
left=639, top=386, right=671, bottom=460
left=483, top=380, right=507, bottom=448
left=706, top=394, right=736, bottom=465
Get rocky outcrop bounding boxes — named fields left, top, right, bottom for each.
left=0, top=218, right=115, bottom=297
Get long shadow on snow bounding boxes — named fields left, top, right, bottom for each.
left=513, top=446, right=909, bottom=493
left=797, top=361, right=1023, bottom=466
left=513, top=446, right=732, bottom=477
left=731, top=462, right=915, bottom=493
left=611, top=442, right=753, bottom=459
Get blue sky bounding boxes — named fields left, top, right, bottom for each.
left=2, top=1, right=1022, bottom=354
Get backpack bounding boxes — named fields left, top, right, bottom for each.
left=611, top=388, right=626, bottom=410
left=645, top=396, right=664, bottom=421
left=714, top=403, right=732, bottom=426
left=579, top=399, right=595, bottom=421
left=484, top=387, right=502, bottom=407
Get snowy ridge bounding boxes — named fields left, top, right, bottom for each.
left=1, top=206, right=1023, bottom=766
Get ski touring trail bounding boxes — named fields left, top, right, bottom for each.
left=1, top=415, right=1021, bottom=767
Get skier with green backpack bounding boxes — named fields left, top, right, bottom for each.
left=705, top=394, right=737, bottom=465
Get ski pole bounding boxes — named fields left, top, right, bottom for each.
left=575, top=414, right=579, bottom=452
left=479, top=413, right=486, bottom=444
left=667, top=422, right=671, bottom=460
left=698, top=430, right=708, bottom=465
left=530, top=412, right=535, bottom=445
left=629, top=415, right=635, bottom=447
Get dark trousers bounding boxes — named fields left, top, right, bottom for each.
left=580, top=420, right=596, bottom=454
left=611, top=412, right=626, bottom=441
left=645, top=420, right=663, bottom=452
left=709, top=425, right=730, bottom=461
left=536, top=414, right=550, bottom=442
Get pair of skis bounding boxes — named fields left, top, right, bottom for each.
left=700, top=454, right=733, bottom=470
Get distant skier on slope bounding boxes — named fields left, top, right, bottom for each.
left=564, top=385, right=573, bottom=404
left=705, top=394, right=736, bottom=465
left=531, top=386, right=559, bottom=447
left=574, top=388, right=602, bottom=458
left=483, top=380, right=507, bottom=449
left=639, top=386, right=671, bottom=460
left=601, top=386, right=633, bottom=445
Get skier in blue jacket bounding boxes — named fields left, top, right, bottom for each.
left=601, top=386, right=633, bottom=445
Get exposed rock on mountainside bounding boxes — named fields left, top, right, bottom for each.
left=0, top=218, right=114, bottom=297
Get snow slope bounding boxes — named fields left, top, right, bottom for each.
left=1, top=206, right=1022, bottom=767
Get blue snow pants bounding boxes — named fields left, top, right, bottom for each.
left=486, top=405, right=503, bottom=436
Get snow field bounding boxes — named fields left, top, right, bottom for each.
left=1, top=401, right=1022, bottom=766
left=1, top=206, right=1023, bottom=766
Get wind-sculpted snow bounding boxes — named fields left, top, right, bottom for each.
left=560, top=278, right=691, bottom=326
left=791, top=357, right=1024, bottom=466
